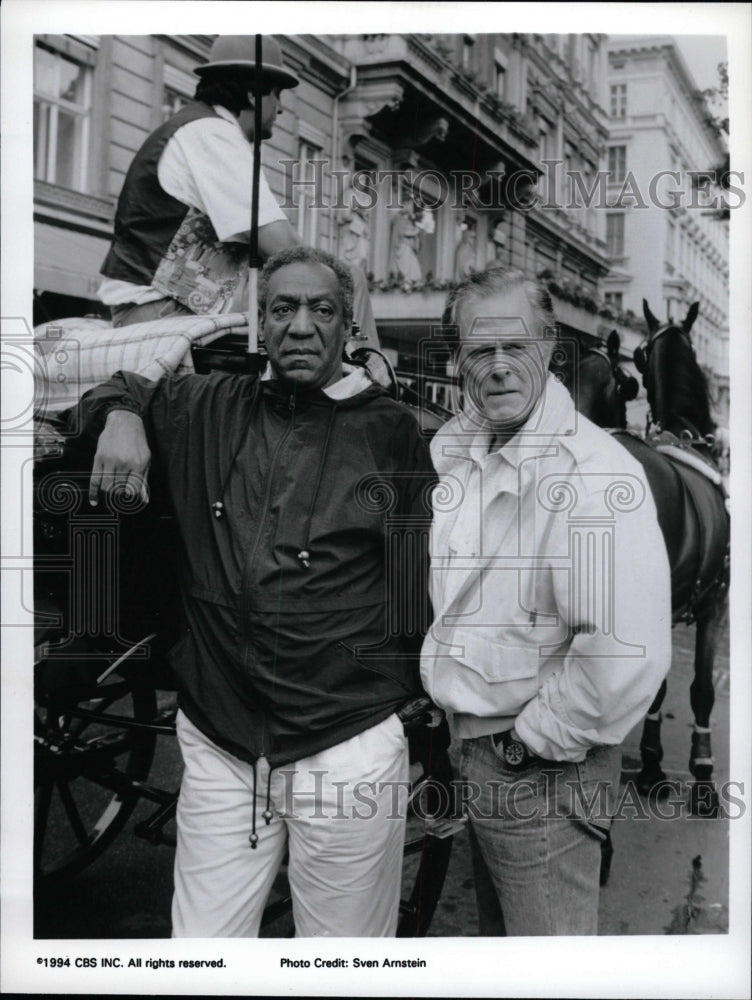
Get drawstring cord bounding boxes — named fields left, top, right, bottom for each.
left=249, top=761, right=259, bottom=848
left=297, top=405, right=336, bottom=569
left=263, top=769, right=274, bottom=825
left=248, top=761, right=275, bottom=850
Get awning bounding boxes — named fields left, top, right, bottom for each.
left=34, top=221, right=111, bottom=300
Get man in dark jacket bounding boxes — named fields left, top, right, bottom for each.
left=82, top=246, right=436, bottom=937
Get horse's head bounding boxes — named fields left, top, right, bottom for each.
left=635, top=300, right=714, bottom=441
left=561, top=329, right=637, bottom=429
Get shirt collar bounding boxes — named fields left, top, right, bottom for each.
left=213, top=104, right=242, bottom=131
left=469, top=375, right=574, bottom=469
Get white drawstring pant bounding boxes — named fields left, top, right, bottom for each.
left=171, top=709, right=410, bottom=937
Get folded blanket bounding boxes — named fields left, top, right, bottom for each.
left=34, top=312, right=249, bottom=414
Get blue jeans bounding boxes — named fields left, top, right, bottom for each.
left=460, top=735, right=621, bottom=936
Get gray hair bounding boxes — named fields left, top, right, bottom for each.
left=441, top=266, right=557, bottom=347
left=258, top=246, right=354, bottom=327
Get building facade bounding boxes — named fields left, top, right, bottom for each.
left=35, top=33, right=653, bottom=412
left=603, top=36, right=729, bottom=426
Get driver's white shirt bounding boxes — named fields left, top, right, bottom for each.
left=99, top=105, right=285, bottom=306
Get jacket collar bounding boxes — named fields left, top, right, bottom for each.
left=260, top=362, right=380, bottom=405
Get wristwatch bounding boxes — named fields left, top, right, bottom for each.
left=493, top=727, right=538, bottom=769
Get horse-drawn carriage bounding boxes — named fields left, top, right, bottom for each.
left=32, top=294, right=730, bottom=935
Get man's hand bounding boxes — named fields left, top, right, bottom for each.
left=88, top=409, right=151, bottom=507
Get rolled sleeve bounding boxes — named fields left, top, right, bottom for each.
left=158, top=118, right=286, bottom=243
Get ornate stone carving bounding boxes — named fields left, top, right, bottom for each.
left=338, top=81, right=405, bottom=147
left=336, top=155, right=371, bottom=273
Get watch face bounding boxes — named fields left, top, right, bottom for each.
left=504, top=739, right=526, bottom=766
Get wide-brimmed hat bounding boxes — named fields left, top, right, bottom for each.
left=195, top=35, right=299, bottom=89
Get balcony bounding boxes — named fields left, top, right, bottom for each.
left=336, top=34, right=540, bottom=176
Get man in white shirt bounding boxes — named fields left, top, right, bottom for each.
left=99, top=36, right=378, bottom=345
left=421, top=266, right=672, bottom=935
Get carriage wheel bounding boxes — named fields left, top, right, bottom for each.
left=34, top=667, right=158, bottom=891
left=396, top=766, right=455, bottom=937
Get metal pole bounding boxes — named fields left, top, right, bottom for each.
left=247, top=34, right=263, bottom=368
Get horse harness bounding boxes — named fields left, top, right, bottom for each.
left=610, top=427, right=729, bottom=624
left=633, top=321, right=694, bottom=376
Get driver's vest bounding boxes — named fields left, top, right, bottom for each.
left=100, top=102, right=247, bottom=314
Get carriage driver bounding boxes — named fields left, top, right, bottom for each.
left=97, top=35, right=379, bottom=346
left=80, top=246, right=437, bottom=937
left=420, top=266, right=672, bottom=935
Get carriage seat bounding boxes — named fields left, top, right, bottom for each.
left=34, top=312, right=250, bottom=414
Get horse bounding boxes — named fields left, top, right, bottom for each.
left=558, top=327, right=639, bottom=427
left=564, top=304, right=730, bottom=817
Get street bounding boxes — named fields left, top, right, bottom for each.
left=34, top=618, right=731, bottom=940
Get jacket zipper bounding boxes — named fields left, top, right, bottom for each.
left=238, top=393, right=297, bottom=757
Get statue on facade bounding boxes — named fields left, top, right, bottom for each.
left=414, top=205, right=436, bottom=279
left=389, top=200, right=422, bottom=282
left=336, top=157, right=371, bottom=274
left=338, top=210, right=370, bottom=274
left=454, top=222, right=476, bottom=281
left=490, top=218, right=507, bottom=261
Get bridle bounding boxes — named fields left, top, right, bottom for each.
left=582, top=340, right=637, bottom=400
left=635, top=322, right=712, bottom=445
left=634, top=322, right=694, bottom=375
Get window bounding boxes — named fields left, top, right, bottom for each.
left=665, top=220, right=675, bottom=267
left=539, top=119, right=556, bottom=161
left=610, top=83, right=627, bottom=119
left=565, top=142, right=577, bottom=176
left=495, top=61, right=507, bottom=99
left=607, top=145, right=627, bottom=183
left=581, top=162, right=598, bottom=231
left=525, top=73, right=537, bottom=117
left=587, top=42, right=598, bottom=97
left=567, top=35, right=578, bottom=72
left=606, top=213, right=625, bottom=257
left=34, top=41, right=93, bottom=191
left=296, top=141, right=322, bottom=246
left=162, top=63, right=196, bottom=122
left=461, top=35, right=475, bottom=72
left=604, top=291, right=623, bottom=311
left=537, top=119, right=557, bottom=203
left=162, top=87, right=189, bottom=121
left=493, top=48, right=507, bottom=99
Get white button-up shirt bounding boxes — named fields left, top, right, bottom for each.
left=420, top=376, right=672, bottom=762
left=99, top=105, right=285, bottom=307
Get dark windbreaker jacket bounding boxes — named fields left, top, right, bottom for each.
left=78, top=369, right=437, bottom=768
